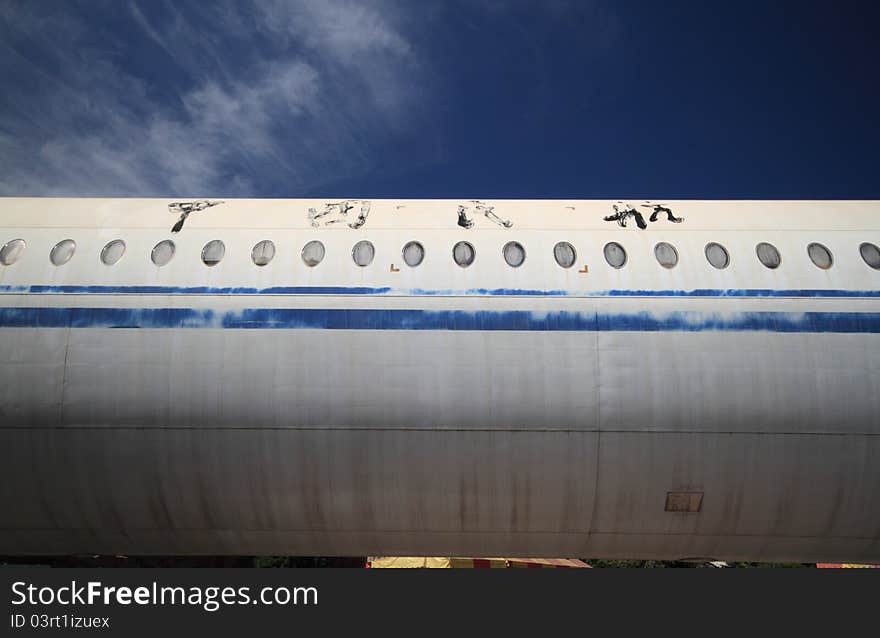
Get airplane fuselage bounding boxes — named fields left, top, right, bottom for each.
left=1, top=198, right=878, bottom=562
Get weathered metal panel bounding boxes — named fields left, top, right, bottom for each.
left=591, top=432, right=880, bottom=539
left=0, top=428, right=597, bottom=550
left=55, top=329, right=600, bottom=430
left=598, top=331, right=880, bottom=435
left=0, top=328, right=67, bottom=426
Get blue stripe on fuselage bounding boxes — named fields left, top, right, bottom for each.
left=0, top=307, right=879, bottom=333
left=0, top=284, right=879, bottom=298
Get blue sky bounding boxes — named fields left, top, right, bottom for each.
left=1, top=0, right=877, bottom=199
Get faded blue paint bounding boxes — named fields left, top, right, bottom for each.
left=0, top=284, right=879, bottom=298
left=0, top=307, right=879, bottom=333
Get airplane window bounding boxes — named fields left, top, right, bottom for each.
left=100, top=239, right=126, bottom=266
left=807, top=242, right=833, bottom=270
left=402, top=241, right=425, bottom=267
left=251, top=240, right=275, bottom=267
left=0, top=239, right=26, bottom=266
left=553, top=242, right=576, bottom=268
left=151, top=240, right=175, bottom=267
left=201, top=239, right=225, bottom=267
left=352, top=240, right=375, bottom=267
left=603, top=242, right=626, bottom=269
left=654, top=242, right=678, bottom=269
left=705, top=242, right=729, bottom=269
left=859, top=242, right=880, bottom=270
left=301, top=240, right=325, bottom=267
left=50, top=239, right=76, bottom=266
left=756, top=242, right=781, bottom=269
left=503, top=241, right=526, bottom=268
left=453, top=241, right=475, bottom=268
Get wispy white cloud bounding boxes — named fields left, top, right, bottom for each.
left=0, top=0, right=429, bottom=196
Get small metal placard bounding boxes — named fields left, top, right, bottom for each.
left=665, top=491, right=704, bottom=513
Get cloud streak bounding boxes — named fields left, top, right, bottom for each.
left=0, top=0, right=428, bottom=196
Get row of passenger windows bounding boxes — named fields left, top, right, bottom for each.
left=1, top=237, right=880, bottom=271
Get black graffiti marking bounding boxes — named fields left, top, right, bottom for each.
left=168, top=200, right=225, bottom=233
left=642, top=201, right=684, bottom=223
left=604, top=201, right=683, bottom=230
left=456, top=205, right=474, bottom=229
left=480, top=205, right=512, bottom=228
left=457, top=201, right=513, bottom=229
left=310, top=201, right=353, bottom=224
left=309, top=200, right=371, bottom=229
left=604, top=202, right=647, bottom=229
left=351, top=201, right=370, bottom=229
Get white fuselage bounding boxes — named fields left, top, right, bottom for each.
left=1, top=198, right=878, bottom=562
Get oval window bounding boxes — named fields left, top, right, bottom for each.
left=151, top=240, right=175, bottom=267
left=301, top=240, right=325, bottom=267
left=705, top=242, right=729, bottom=269
left=859, top=242, right=880, bottom=270
left=50, top=239, right=76, bottom=266
left=251, top=240, right=275, bottom=266
left=807, top=242, right=832, bottom=270
left=603, top=242, right=626, bottom=269
left=503, top=241, right=526, bottom=268
left=756, top=242, right=781, bottom=269
left=453, top=241, right=475, bottom=268
left=402, top=241, right=425, bottom=267
left=654, top=242, right=678, bottom=269
left=553, top=242, right=576, bottom=269
left=201, top=239, right=225, bottom=266
left=100, top=239, right=126, bottom=266
left=0, top=239, right=26, bottom=266
left=352, top=240, right=375, bottom=267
